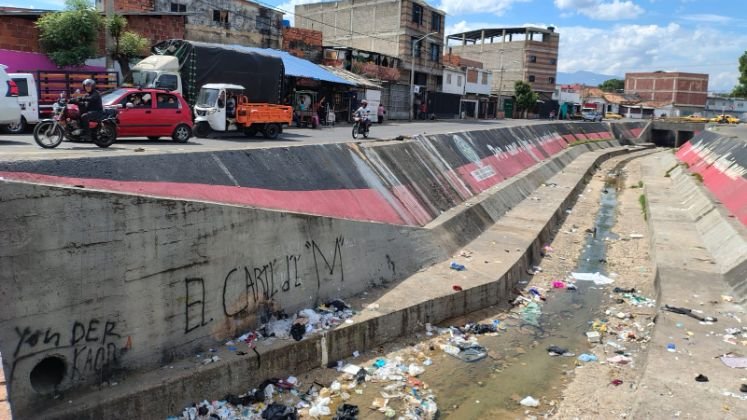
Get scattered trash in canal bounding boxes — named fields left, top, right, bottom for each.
left=519, top=396, right=540, bottom=407
left=695, top=374, right=709, bottom=382
left=571, top=272, right=615, bottom=285
left=450, top=261, right=466, bottom=271
left=662, top=305, right=718, bottom=323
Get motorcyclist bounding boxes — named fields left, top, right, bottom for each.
left=353, top=99, right=371, bottom=131
left=70, top=79, right=103, bottom=138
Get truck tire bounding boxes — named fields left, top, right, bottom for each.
left=5, top=117, right=26, bottom=134
left=172, top=124, right=191, bottom=143
left=264, top=123, right=280, bottom=139
left=194, top=122, right=211, bottom=138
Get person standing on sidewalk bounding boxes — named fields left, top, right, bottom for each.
left=377, top=104, right=385, bottom=124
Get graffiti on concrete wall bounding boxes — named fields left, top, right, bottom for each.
left=11, top=318, right=124, bottom=386
left=183, top=236, right=346, bottom=335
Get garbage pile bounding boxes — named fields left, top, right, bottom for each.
left=251, top=299, right=355, bottom=343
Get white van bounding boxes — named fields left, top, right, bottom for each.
left=0, top=65, right=21, bottom=128
left=8, top=73, right=38, bottom=133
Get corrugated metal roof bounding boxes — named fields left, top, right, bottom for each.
left=200, top=43, right=354, bottom=86
left=320, top=66, right=382, bottom=89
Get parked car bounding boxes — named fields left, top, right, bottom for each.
left=7, top=73, right=39, bottom=133
left=709, top=114, right=740, bottom=124
left=101, top=87, right=192, bottom=142
left=605, top=112, right=623, bottom=120
left=581, top=110, right=603, bottom=122
left=682, top=114, right=709, bottom=123
left=0, top=65, right=21, bottom=129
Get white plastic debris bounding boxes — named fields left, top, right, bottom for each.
left=520, top=396, right=540, bottom=407
left=571, top=272, right=614, bottom=285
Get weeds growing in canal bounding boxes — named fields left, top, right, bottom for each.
left=638, top=194, right=648, bottom=221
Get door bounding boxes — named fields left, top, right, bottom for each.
left=154, top=93, right=184, bottom=136
left=116, top=92, right=153, bottom=137
left=12, top=76, right=37, bottom=123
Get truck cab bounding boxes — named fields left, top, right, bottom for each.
left=7, top=73, right=38, bottom=133
left=130, top=55, right=182, bottom=93
left=194, top=83, right=243, bottom=133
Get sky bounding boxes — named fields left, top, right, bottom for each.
left=8, top=0, right=747, bottom=92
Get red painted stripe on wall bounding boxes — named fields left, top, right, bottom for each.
left=0, top=172, right=408, bottom=225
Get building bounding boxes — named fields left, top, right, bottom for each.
left=147, top=0, right=283, bottom=48
left=295, top=0, right=446, bottom=119
left=625, top=71, right=708, bottom=115
left=283, top=26, right=324, bottom=63
left=442, top=53, right=493, bottom=118
left=447, top=26, right=560, bottom=115
left=705, top=95, right=747, bottom=119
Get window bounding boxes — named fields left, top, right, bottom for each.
left=11, top=78, right=28, bottom=96
left=156, top=93, right=179, bottom=109
left=457, top=75, right=463, bottom=86
left=414, top=72, right=427, bottom=85
left=528, top=55, right=537, bottom=63
left=411, top=37, right=422, bottom=57
left=170, top=2, right=185, bottom=12
left=431, top=12, right=441, bottom=31
left=429, top=43, right=440, bottom=62
left=481, top=72, right=488, bottom=85
left=549, top=58, right=557, bottom=65
left=446, top=73, right=452, bottom=84
left=548, top=76, right=555, bottom=84
left=156, top=74, right=178, bottom=91
left=213, top=10, right=229, bottom=26
left=528, top=75, right=535, bottom=82
left=412, top=3, right=423, bottom=25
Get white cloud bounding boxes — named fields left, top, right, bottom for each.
left=556, top=22, right=745, bottom=91
left=679, top=13, right=734, bottom=24
left=554, top=0, right=644, bottom=20
left=437, top=0, right=528, bottom=17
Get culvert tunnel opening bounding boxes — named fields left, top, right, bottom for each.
left=29, top=356, right=66, bottom=395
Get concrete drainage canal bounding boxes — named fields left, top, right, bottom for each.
left=171, top=155, right=659, bottom=419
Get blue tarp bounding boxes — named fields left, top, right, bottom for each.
left=188, top=41, right=354, bottom=86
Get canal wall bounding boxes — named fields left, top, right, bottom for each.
left=0, top=122, right=635, bottom=418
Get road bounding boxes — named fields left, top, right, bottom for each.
left=0, top=119, right=554, bottom=161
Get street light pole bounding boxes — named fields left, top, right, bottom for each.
left=410, top=31, right=438, bottom=121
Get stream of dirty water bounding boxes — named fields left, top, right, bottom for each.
left=402, top=170, right=624, bottom=419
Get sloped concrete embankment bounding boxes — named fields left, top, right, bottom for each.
left=609, top=121, right=647, bottom=143
left=675, top=129, right=747, bottom=225
left=631, top=152, right=747, bottom=418
left=1, top=122, right=623, bottom=418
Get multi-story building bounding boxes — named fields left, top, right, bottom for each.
left=625, top=71, right=708, bottom=114
left=295, top=0, right=446, bottom=119
left=104, top=0, right=283, bottom=48
left=447, top=26, right=559, bottom=114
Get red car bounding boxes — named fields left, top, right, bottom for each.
left=102, top=88, right=192, bottom=142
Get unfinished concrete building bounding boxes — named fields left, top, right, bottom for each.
left=295, top=0, right=446, bottom=119
left=447, top=27, right=559, bottom=113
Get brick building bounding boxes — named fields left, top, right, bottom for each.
left=0, top=6, right=185, bottom=55
left=447, top=26, right=560, bottom=114
left=295, top=0, right=446, bottom=119
left=625, top=71, right=709, bottom=109
left=282, top=26, right=323, bottom=63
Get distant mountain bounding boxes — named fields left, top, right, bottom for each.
left=557, top=70, right=622, bottom=86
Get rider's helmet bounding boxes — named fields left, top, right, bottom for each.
left=361, top=100, right=368, bottom=106
left=82, top=79, right=95, bottom=89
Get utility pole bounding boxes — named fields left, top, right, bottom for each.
left=409, top=32, right=437, bottom=121
left=104, top=0, right=114, bottom=71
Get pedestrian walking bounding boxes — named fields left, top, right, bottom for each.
left=377, top=104, right=385, bottom=124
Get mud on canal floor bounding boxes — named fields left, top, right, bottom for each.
left=171, top=153, right=659, bottom=420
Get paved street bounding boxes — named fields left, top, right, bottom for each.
left=0, top=118, right=555, bottom=161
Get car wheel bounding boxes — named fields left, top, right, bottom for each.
left=172, top=124, right=191, bottom=143
left=147, top=136, right=160, bottom=141
left=194, top=122, right=211, bottom=138
left=5, top=117, right=26, bottom=134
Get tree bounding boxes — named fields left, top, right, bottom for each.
left=514, top=81, right=539, bottom=118
left=599, top=78, right=624, bottom=92
left=106, top=15, right=150, bottom=75
left=36, top=0, right=102, bottom=67
left=732, top=51, right=747, bottom=98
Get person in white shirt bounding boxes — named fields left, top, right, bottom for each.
left=353, top=99, right=371, bottom=130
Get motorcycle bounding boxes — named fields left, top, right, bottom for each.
left=352, top=117, right=370, bottom=139
left=33, top=101, right=119, bottom=149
